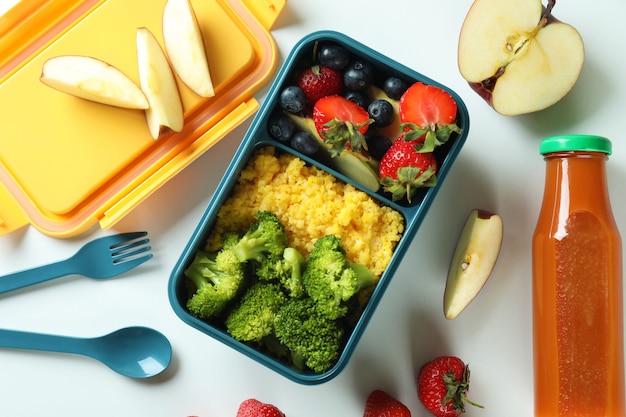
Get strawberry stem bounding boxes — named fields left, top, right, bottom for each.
left=401, top=122, right=462, bottom=153
left=381, top=165, right=436, bottom=203
left=312, top=41, right=319, bottom=63
left=441, top=365, right=484, bottom=411
left=322, top=118, right=372, bottom=157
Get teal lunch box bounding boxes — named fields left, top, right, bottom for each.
left=168, top=30, right=470, bottom=385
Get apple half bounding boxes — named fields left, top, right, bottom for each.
left=162, top=0, right=215, bottom=98
left=136, top=27, right=184, bottom=139
left=40, top=55, right=149, bottom=109
left=444, top=209, right=503, bottom=319
left=457, top=0, right=584, bottom=116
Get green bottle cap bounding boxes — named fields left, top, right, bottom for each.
left=540, top=134, right=612, bottom=155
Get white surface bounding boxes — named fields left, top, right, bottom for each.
left=1, top=0, right=625, bottom=416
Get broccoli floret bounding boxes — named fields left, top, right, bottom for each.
left=256, top=247, right=306, bottom=298
left=184, top=248, right=246, bottom=320
left=221, top=231, right=241, bottom=249
left=225, top=283, right=288, bottom=342
left=274, top=298, right=344, bottom=373
left=302, top=234, right=375, bottom=319
left=232, top=211, right=289, bottom=263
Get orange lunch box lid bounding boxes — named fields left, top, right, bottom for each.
left=0, top=0, right=285, bottom=238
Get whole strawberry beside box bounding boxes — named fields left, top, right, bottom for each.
left=168, top=31, right=469, bottom=385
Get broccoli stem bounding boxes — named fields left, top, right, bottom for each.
left=290, top=350, right=307, bottom=370
left=233, top=237, right=269, bottom=263
left=185, top=252, right=223, bottom=289
left=348, top=262, right=376, bottom=291
left=187, top=272, right=208, bottom=291
left=284, top=247, right=305, bottom=279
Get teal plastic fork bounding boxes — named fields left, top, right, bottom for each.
left=0, top=232, right=152, bottom=294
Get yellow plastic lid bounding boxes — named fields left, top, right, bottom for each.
left=0, top=0, right=285, bottom=238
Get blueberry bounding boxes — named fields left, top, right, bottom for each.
left=317, top=43, right=351, bottom=70
left=344, top=90, right=370, bottom=109
left=383, top=76, right=410, bottom=100
left=367, top=99, right=394, bottom=127
left=365, top=132, right=393, bottom=160
left=267, top=113, right=296, bottom=143
left=290, top=131, right=320, bottom=155
left=279, top=86, right=307, bottom=114
left=343, top=60, right=374, bottom=92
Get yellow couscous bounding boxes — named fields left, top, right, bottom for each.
left=205, top=147, right=405, bottom=278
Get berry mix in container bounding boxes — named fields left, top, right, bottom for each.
left=268, top=38, right=464, bottom=204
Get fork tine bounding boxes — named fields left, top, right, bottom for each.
left=108, top=232, right=152, bottom=267
left=111, top=237, right=150, bottom=255
left=111, top=253, right=153, bottom=271
left=107, top=231, right=149, bottom=249
left=112, top=244, right=152, bottom=263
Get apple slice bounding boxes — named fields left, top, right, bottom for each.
left=136, top=27, right=184, bottom=139
left=444, top=209, right=503, bottom=319
left=40, top=55, right=149, bottom=109
left=286, top=113, right=381, bottom=192
left=162, top=0, right=215, bottom=98
left=457, top=0, right=584, bottom=116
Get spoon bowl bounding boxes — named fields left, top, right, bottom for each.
left=0, top=326, right=172, bottom=379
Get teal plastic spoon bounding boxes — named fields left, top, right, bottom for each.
left=0, top=326, right=172, bottom=379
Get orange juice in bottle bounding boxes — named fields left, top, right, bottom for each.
left=532, top=135, right=625, bottom=416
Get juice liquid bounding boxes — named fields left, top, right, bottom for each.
left=533, top=144, right=625, bottom=417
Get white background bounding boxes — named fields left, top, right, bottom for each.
left=1, top=0, right=625, bottom=416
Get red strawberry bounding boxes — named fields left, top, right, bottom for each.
left=363, top=390, right=411, bottom=417
left=379, top=135, right=438, bottom=202
left=236, top=399, right=285, bottom=417
left=399, top=82, right=462, bottom=152
left=296, top=64, right=343, bottom=106
left=417, top=356, right=483, bottom=417
left=313, top=95, right=372, bottom=156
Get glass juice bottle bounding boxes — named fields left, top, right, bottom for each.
left=532, top=135, right=625, bottom=416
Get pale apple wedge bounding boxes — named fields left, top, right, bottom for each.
left=286, top=113, right=380, bottom=192
left=457, top=0, right=584, bottom=116
left=444, top=209, right=503, bottom=319
left=162, top=0, right=215, bottom=97
left=136, top=27, right=184, bottom=140
left=40, top=55, right=149, bottom=109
